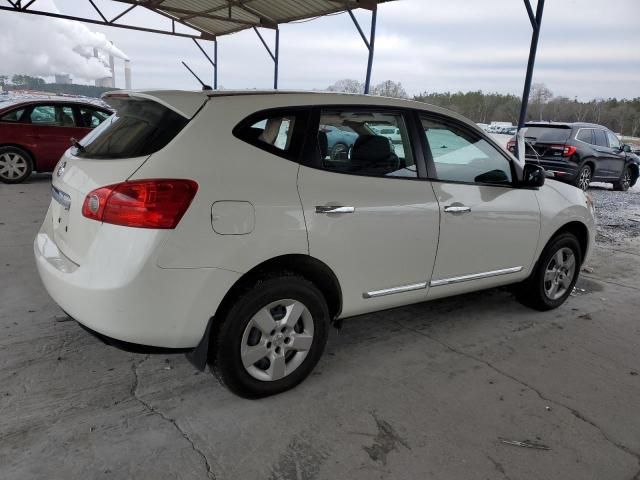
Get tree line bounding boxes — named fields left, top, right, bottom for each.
left=327, top=79, right=640, bottom=137
left=0, top=74, right=116, bottom=99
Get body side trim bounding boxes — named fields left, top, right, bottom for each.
left=430, top=266, right=523, bottom=287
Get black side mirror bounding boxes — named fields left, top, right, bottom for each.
left=622, top=144, right=632, bottom=153
left=522, top=164, right=545, bottom=187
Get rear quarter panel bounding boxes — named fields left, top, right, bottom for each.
left=132, top=95, right=309, bottom=273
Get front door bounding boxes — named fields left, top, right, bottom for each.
left=418, top=114, right=541, bottom=299
left=603, top=130, right=626, bottom=179
left=298, top=107, right=440, bottom=318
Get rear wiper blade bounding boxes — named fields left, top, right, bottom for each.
left=70, top=137, right=85, bottom=152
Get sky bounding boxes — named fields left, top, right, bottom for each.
left=0, top=0, right=638, bottom=100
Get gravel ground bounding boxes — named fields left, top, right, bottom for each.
left=590, top=182, right=640, bottom=245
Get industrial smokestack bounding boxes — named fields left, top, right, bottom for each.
left=108, top=49, right=115, bottom=88
left=124, top=60, right=132, bottom=89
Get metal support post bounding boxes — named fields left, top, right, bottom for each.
left=348, top=6, right=377, bottom=94
left=193, top=38, right=218, bottom=90
left=516, top=0, right=545, bottom=160
left=253, top=26, right=279, bottom=89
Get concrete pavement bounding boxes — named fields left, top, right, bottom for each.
left=1, top=174, right=639, bottom=480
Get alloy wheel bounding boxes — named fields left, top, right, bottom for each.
left=577, top=166, right=591, bottom=191
left=240, top=299, right=314, bottom=382
left=621, top=169, right=631, bottom=190
left=543, top=247, right=576, bottom=300
left=0, top=152, right=28, bottom=181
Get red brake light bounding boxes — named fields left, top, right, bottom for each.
left=549, top=145, right=577, bottom=157
left=506, top=140, right=516, bottom=152
left=82, top=179, right=198, bottom=229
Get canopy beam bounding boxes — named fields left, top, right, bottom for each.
left=253, top=26, right=280, bottom=89
left=348, top=6, right=377, bottom=94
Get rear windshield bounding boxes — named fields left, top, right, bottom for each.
left=76, top=98, right=188, bottom=159
left=524, top=126, right=572, bottom=143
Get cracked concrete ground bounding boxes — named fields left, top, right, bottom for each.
left=1, top=174, right=639, bottom=480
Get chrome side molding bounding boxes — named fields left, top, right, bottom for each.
left=430, top=266, right=523, bottom=287
left=363, top=282, right=427, bottom=299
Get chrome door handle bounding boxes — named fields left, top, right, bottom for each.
left=444, top=205, right=471, bottom=214
left=315, top=205, right=355, bottom=214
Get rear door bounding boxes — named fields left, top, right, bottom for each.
left=420, top=114, right=541, bottom=299
left=26, top=104, right=79, bottom=170
left=298, top=107, right=439, bottom=318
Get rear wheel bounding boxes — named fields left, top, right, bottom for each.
left=613, top=166, right=633, bottom=191
left=516, top=233, right=582, bottom=311
left=212, top=275, right=330, bottom=398
left=0, top=146, right=33, bottom=184
left=331, top=142, right=349, bottom=161
left=574, top=164, right=592, bottom=191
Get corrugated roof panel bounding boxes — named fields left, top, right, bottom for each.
left=139, top=0, right=395, bottom=38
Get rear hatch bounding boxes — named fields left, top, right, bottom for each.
left=49, top=91, right=206, bottom=265
left=522, top=125, right=573, bottom=159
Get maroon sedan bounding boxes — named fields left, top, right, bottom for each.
left=0, top=98, right=112, bottom=183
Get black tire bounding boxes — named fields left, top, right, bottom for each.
left=613, top=166, right=633, bottom=192
left=212, top=275, right=330, bottom=398
left=0, top=146, right=33, bottom=184
left=330, top=142, right=349, bottom=161
left=516, top=233, right=582, bottom=311
left=573, top=164, right=592, bottom=191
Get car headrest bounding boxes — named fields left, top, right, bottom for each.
left=351, top=135, right=393, bottom=163
left=317, top=131, right=328, bottom=158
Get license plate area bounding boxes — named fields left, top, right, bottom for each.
left=51, top=185, right=71, bottom=235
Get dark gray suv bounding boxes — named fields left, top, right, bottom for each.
left=507, top=122, right=639, bottom=191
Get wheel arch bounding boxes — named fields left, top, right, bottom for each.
left=186, top=254, right=343, bottom=371
left=548, top=221, right=590, bottom=264
left=0, top=143, right=37, bottom=169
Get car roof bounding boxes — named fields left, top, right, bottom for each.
left=104, top=89, right=482, bottom=132
left=525, top=121, right=606, bottom=129
left=0, top=96, right=111, bottom=112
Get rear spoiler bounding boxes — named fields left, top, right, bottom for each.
left=102, top=90, right=208, bottom=119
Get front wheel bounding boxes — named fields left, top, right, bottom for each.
left=212, top=275, right=330, bottom=398
left=516, top=233, right=582, bottom=311
left=613, top=166, right=633, bottom=191
left=574, top=164, right=592, bottom=191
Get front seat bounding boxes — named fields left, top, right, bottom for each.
left=349, top=135, right=399, bottom=175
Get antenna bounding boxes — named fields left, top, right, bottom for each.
left=181, top=61, right=212, bottom=91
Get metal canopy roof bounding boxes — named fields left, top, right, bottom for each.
left=113, top=0, right=394, bottom=39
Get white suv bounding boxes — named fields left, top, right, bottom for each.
left=35, top=90, right=596, bottom=398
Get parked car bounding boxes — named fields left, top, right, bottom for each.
left=370, top=124, right=402, bottom=144
left=35, top=90, right=595, bottom=398
left=0, top=97, right=112, bottom=183
left=507, top=122, right=639, bottom=191
left=319, top=124, right=358, bottom=160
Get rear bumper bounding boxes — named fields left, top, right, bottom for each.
left=34, top=215, right=241, bottom=349
left=526, top=158, right=579, bottom=181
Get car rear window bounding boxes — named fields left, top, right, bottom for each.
left=524, top=126, right=572, bottom=143
left=76, top=98, right=188, bottom=159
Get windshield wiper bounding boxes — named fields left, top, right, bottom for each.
left=70, top=137, right=85, bottom=152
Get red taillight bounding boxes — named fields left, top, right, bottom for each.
left=82, top=179, right=198, bottom=229
left=549, top=145, right=577, bottom=157
left=507, top=140, right=516, bottom=152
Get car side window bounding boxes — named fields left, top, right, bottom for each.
left=316, top=109, right=416, bottom=178
left=594, top=129, right=608, bottom=147
left=421, top=116, right=512, bottom=185
left=576, top=129, right=594, bottom=144
left=606, top=131, right=621, bottom=150
left=29, top=105, right=75, bottom=127
left=79, top=107, right=110, bottom=128
left=0, top=108, right=25, bottom=123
